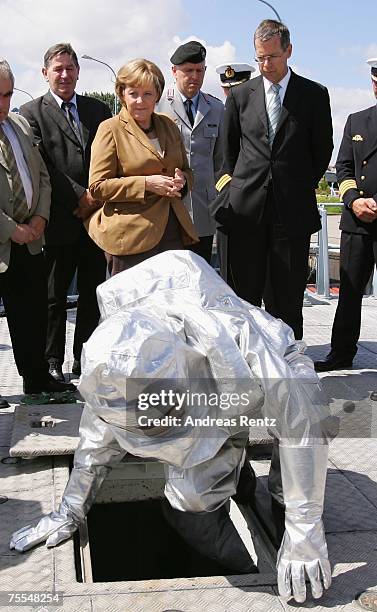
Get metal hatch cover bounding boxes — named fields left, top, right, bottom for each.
left=9, top=404, right=83, bottom=458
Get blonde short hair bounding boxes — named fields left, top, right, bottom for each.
left=116, top=59, right=165, bottom=105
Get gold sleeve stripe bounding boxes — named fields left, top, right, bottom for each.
left=215, top=174, right=232, bottom=192
left=339, top=179, right=357, bottom=198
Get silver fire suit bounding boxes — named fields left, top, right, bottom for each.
left=11, top=250, right=336, bottom=603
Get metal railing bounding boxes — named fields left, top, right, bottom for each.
left=315, top=204, right=331, bottom=298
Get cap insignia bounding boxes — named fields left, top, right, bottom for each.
left=225, top=66, right=235, bottom=79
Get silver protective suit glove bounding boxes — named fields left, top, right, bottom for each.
left=10, top=504, right=78, bottom=552
left=277, top=444, right=331, bottom=603
left=10, top=401, right=125, bottom=553
left=10, top=464, right=110, bottom=552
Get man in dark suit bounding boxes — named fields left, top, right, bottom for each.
left=211, top=20, right=333, bottom=532
left=213, top=20, right=333, bottom=340
left=0, top=59, right=74, bottom=396
left=20, top=43, right=111, bottom=382
left=315, top=60, right=377, bottom=372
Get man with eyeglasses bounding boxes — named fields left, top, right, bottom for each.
left=211, top=20, right=333, bottom=541
left=213, top=20, right=333, bottom=341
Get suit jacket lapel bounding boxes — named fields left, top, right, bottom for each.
left=8, top=117, right=34, bottom=171
left=193, top=92, right=210, bottom=129
left=172, top=91, right=192, bottom=129
left=120, top=109, right=163, bottom=161
left=153, top=113, right=167, bottom=158
left=6, top=117, right=39, bottom=207
left=76, top=95, right=90, bottom=150
left=43, top=91, right=82, bottom=147
left=275, top=70, right=299, bottom=137
left=0, top=120, right=15, bottom=171
left=364, top=106, right=377, bottom=158
left=249, top=77, right=268, bottom=133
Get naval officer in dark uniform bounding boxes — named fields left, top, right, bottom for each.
left=214, top=62, right=255, bottom=280
left=315, top=60, right=377, bottom=371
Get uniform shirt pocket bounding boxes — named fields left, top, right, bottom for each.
left=204, top=124, right=219, bottom=138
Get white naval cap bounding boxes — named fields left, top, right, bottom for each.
left=366, top=58, right=377, bottom=82
left=216, top=62, right=255, bottom=87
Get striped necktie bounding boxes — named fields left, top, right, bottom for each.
left=267, top=83, right=281, bottom=147
left=0, top=124, right=29, bottom=223
left=62, top=101, right=82, bottom=144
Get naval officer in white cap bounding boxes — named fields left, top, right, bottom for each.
left=212, top=63, right=255, bottom=281
left=216, top=62, right=255, bottom=96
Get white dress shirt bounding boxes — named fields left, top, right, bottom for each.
left=49, top=90, right=81, bottom=128
left=50, top=90, right=83, bottom=148
left=263, top=67, right=291, bottom=108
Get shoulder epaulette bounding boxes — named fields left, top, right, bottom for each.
left=166, top=88, right=175, bottom=101
left=203, top=92, right=222, bottom=103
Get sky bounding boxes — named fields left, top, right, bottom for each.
left=2, top=0, right=377, bottom=162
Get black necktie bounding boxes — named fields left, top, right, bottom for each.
left=184, top=99, right=194, bottom=127
left=62, top=101, right=82, bottom=144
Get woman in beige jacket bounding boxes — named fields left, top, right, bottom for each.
left=87, top=58, right=198, bottom=275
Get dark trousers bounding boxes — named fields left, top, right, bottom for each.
left=45, top=228, right=106, bottom=364
left=227, top=190, right=310, bottom=340
left=189, top=235, right=214, bottom=265
left=268, top=439, right=284, bottom=506
left=331, top=231, right=377, bottom=359
left=268, top=439, right=285, bottom=544
left=0, top=244, right=48, bottom=383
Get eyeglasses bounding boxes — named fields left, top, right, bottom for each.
left=254, top=54, right=284, bottom=64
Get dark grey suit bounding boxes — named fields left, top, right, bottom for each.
left=20, top=92, right=111, bottom=365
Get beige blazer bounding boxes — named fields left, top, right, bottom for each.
left=0, top=113, right=51, bottom=272
left=87, top=107, right=198, bottom=256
